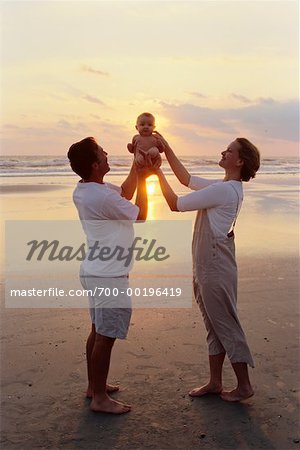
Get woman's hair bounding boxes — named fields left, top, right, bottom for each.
left=67, top=137, right=99, bottom=179
left=236, top=138, right=260, bottom=182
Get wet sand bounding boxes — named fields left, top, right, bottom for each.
left=0, top=174, right=299, bottom=449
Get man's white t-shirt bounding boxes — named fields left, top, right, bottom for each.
left=73, top=181, right=139, bottom=277
left=177, top=176, right=243, bottom=238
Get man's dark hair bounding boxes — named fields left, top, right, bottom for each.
left=236, top=138, right=260, bottom=182
left=67, top=137, right=99, bottom=179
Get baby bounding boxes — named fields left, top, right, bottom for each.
left=127, top=112, right=164, bottom=168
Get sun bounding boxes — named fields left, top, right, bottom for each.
left=146, top=176, right=157, bottom=195
left=147, top=181, right=155, bottom=196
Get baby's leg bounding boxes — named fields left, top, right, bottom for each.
left=148, top=147, right=162, bottom=168
left=135, top=150, right=147, bottom=167
left=134, top=148, right=162, bottom=168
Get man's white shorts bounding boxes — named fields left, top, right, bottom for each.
left=80, top=274, right=132, bottom=339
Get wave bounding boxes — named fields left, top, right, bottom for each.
left=0, top=155, right=299, bottom=177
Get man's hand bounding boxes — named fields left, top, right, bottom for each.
left=135, top=164, right=156, bottom=179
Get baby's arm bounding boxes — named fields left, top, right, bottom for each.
left=127, top=134, right=140, bottom=153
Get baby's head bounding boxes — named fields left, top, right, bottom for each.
left=136, top=112, right=155, bottom=137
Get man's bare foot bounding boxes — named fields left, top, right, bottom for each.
left=86, top=383, right=120, bottom=398
left=189, top=383, right=222, bottom=397
left=221, top=387, right=254, bottom=402
left=90, top=395, right=131, bottom=414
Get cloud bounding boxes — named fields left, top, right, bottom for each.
left=50, top=82, right=108, bottom=107
left=98, top=121, right=127, bottom=132
left=160, top=101, right=236, bottom=133
left=3, top=123, right=20, bottom=130
left=81, top=64, right=110, bottom=77
left=55, top=82, right=83, bottom=97
left=231, top=93, right=251, bottom=104
left=160, top=99, right=299, bottom=142
left=83, top=95, right=106, bottom=106
left=168, top=126, right=214, bottom=144
left=257, top=97, right=275, bottom=105
left=3, top=118, right=126, bottom=151
left=56, top=119, right=89, bottom=131
left=188, top=92, right=207, bottom=99
left=235, top=99, right=298, bottom=141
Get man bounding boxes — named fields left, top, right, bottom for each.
left=67, top=136, right=149, bottom=414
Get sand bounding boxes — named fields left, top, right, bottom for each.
left=0, top=174, right=299, bottom=449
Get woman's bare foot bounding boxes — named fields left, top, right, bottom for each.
left=90, top=395, right=131, bottom=414
left=106, top=383, right=120, bottom=393
left=86, top=383, right=120, bottom=398
left=189, top=382, right=222, bottom=397
left=221, top=387, right=254, bottom=402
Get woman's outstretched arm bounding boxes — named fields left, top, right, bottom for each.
left=154, top=132, right=191, bottom=187
left=156, top=168, right=179, bottom=212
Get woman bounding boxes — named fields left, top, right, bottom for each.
left=154, top=135, right=260, bottom=402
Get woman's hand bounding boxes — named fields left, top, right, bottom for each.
left=153, top=131, right=171, bottom=153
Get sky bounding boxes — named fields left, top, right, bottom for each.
left=1, top=0, right=299, bottom=157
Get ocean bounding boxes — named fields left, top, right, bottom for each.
left=0, top=155, right=299, bottom=178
